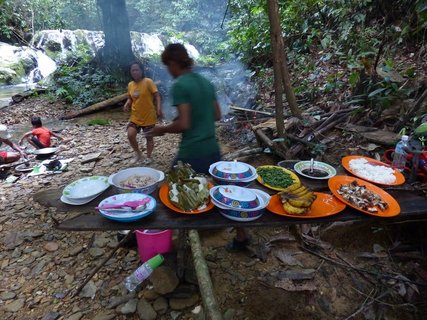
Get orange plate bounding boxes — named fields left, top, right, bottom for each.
left=159, top=183, right=214, bottom=214
left=328, top=176, right=400, bottom=217
left=266, top=192, right=346, bottom=218
left=342, top=155, right=405, bottom=186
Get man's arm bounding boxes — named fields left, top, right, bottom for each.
left=154, top=92, right=163, bottom=119
left=2, top=138, right=26, bottom=158
left=148, top=103, right=191, bottom=136
left=18, top=131, right=32, bottom=145
left=213, top=101, right=221, bottom=121
left=50, top=131, right=65, bottom=141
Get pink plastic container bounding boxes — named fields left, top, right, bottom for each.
left=136, top=229, right=173, bottom=262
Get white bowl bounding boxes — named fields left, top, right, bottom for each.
left=212, top=189, right=270, bottom=221
left=62, top=176, right=110, bottom=201
left=108, top=167, right=164, bottom=195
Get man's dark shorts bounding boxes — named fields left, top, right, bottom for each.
left=127, top=122, right=155, bottom=133
left=31, top=136, right=47, bottom=149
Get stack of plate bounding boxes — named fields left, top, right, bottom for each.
left=61, top=176, right=110, bottom=205
left=209, top=161, right=257, bottom=187
left=209, top=185, right=270, bottom=221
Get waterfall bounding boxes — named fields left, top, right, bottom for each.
left=34, top=50, right=56, bottom=78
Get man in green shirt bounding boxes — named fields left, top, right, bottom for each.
left=148, top=43, right=250, bottom=251
left=147, top=43, right=221, bottom=173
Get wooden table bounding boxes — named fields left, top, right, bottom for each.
left=33, top=163, right=427, bottom=231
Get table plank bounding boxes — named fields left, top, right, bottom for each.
left=33, top=184, right=427, bottom=231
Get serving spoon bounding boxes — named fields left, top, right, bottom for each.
left=100, top=205, right=147, bottom=213
left=95, top=197, right=151, bottom=210
left=310, top=158, right=314, bottom=174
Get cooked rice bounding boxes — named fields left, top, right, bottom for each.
left=349, top=158, right=396, bottom=184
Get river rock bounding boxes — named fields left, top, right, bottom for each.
left=44, top=242, right=59, bottom=252
left=89, top=247, right=105, bottom=258
left=93, top=310, right=116, bottom=320
left=137, top=298, right=157, bottom=320
left=118, top=298, right=138, bottom=314
left=41, top=311, right=61, bottom=320
left=3, top=231, right=24, bottom=250
left=1, top=291, right=16, bottom=300
left=2, top=298, right=25, bottom=312
left=93, top=236, right=109, bottom=248
left=150, top=266, right=179, bottom=294
left=68, top=245, right=84, bottom=256
left=64, top=312, right=83, bottom=320
left=142, top=288, right=160, bottom=301
left=153, top=296, right=168, bottom=315
left=169, top=293, right=200, bottom=310
left=79, top=280, right=97, bottom=299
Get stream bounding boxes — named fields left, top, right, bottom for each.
left=0, top=84, right=37, bottom=109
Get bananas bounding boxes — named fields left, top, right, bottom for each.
left=278, top=184, right=317, bottom=215
left=280, top=180, right=301, bottom=192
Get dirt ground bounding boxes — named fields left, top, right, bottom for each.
left=1, top=97, right=427, bottom=320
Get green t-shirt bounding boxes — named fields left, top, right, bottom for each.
left=171, top=72, right=220, bottom=158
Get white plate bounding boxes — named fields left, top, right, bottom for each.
left=210, top=188, right=270, bottom=211
left=293, top=161, right=336, bottom=180
left=63, top=176, right=110, bottom=200
left=60, top=194, right=100, bottom=205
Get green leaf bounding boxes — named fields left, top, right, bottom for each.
left=368, top=88, right=387, bottom=98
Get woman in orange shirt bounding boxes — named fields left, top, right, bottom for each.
left=124, top=62, right=162, bottom=164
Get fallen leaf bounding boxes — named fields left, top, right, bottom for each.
left=358, top=252, right=388, bottom=259
left=272, top=269, right=316, bottom=280
left=275, top=278, right=317, bottom=291
left=275, top=250, right=303, bottom=267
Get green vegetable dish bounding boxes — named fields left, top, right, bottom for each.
left=167, top=161, right=210, bottom=212
left=256, top=167, right=294, bottom=189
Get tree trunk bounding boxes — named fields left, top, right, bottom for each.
left=267, top=0, right=301, bottom=121
left=60, top=93, right=128, bottom=120
left=96, top=0, right=135, bottom=73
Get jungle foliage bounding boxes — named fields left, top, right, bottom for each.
left=1, top=0, right=426, bottom=111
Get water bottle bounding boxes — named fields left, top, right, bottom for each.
left=392, top=135, right=409, bottom=171
left=123, top=254, right=164, bottom=291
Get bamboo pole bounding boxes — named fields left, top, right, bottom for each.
left=188, top=230, right=223, bottom=320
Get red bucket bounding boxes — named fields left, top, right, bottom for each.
left=135, top=229, right=173, bottom=262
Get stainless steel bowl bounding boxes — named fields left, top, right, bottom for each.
left=33, top=147, right=57, bottom=155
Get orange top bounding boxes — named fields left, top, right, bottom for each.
left=128, top=78, right=158, bottom=126
left=32, top=127, right=51, bottom=147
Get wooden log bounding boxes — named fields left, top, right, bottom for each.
left=254, top=128, right=288, bottom=159
left=11, top=88, right=47, bottom=103
left=188, top=230, right=223, bottom=320
left=61, top=93, right=128, bottom=120
left=230, top=105, right=274, bottom=116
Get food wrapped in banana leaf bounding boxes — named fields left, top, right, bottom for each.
left=167, top=161, right=209, bottom=211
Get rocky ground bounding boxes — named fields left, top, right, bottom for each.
left=0, top=97, right=426, bottom=320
